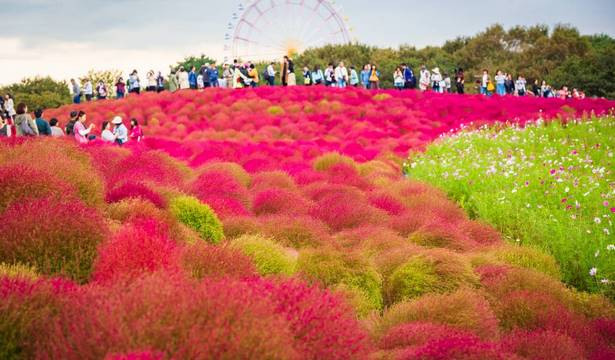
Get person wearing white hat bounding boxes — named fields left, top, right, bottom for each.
left=431, top=67, right=442, bottom=93
left=112, top=116, right=128, bottom=145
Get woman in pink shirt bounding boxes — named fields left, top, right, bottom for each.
left=129, top=118, right=144, bottom=142
left=73, top=111, right=96, bottom=144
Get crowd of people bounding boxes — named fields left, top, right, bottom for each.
left=0, top=57, right=588, bottom=139
left=0, top=102, right=144, bottom=145
left=57, top=57, right=587, bottom=104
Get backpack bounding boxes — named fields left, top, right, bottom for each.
left=487, top=81, right=495, bottom=92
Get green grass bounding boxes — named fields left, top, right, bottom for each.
left=405, top=117, right=615, bottom=296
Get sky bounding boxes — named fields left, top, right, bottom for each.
left=1, top=0, right=614, bottom=85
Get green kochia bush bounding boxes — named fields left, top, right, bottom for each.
left=169, top=196, right=224, bottom=244
left=231, top=235, right=296, bottom=276
left=384, top=249, right=479, bottom=306
left=297, top=249, right=383, bottom=313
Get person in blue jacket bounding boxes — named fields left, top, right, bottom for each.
left=188, top=66, right=197, bottom=89
left=208, top=64, right=219, bottom=87
left=402, top=63, right=415, bottom=89
left=360, top=64, right=371, bottom=89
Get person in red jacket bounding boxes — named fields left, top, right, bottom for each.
left=129, top=118, right=144, bottom=142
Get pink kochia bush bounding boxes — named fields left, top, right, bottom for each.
left=0, top=197, right=107, bottom=283
left=105, top=181, right=166, bottom=208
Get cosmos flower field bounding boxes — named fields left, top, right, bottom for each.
left=1, top=87, right=615, bottom=359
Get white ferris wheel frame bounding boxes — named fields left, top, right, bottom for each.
left=227, top=0, right=351, bottom=62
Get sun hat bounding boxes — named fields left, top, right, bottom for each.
left=112, top=116, right=123, bottom=125
left=432, top=67, right=440, bottom=74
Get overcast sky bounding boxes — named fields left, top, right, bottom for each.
left=1, top=0, right=614, bottom=85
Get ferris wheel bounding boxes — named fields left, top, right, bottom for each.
left=224, top=0, right=352, bottom=63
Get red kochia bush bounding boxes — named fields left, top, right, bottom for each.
left=248, top=278, right=372, bottom=359
left=105, top=182, right=166, bottom=208
left=309, top=189, right=386, bottom=232
left=380, top=322, right=476, bottom=350
left=398, top=335, right=508, bottom=360
left=0, top=197, right=107, bottom=283
left=252, top=188, right=312, bottom=216
left=179, top=242, right=257, bottom=280
left=501, top=330, right=586, bottom=360
left=0, top=164, right=78, bottom=212
left=35, top=273, right=298, bottom=359
left=190, top=169, right=251, bottom=216
left=92, top=218, right=179, bottom=284
left=104, top=351, right=164, bottom=360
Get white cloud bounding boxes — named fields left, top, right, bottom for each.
left=0, top=37, right=225, bottom=86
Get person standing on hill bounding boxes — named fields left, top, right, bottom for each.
left=515, top=75, right=527, bottom=96
left=70, top=79, right=81, bottom=104
left=129, top=70, right=141, bottom=95
left=334, top=62, right=349, bottom=88
left=431, top=68, right=442, bottom=93
left=14, top=103, right=39, bottom=137
left=168, top=71, right=178, bottom=92
left=115, top=77, right=126, bottom=99
left=223, top=64, right=233, bottom=88
left=265, top=62, right=276, bottom=86
left=324, top=63, right=334, bottom=87
left=200, top=64, right=211, bottom=88
left=34, top=109, right=51, bottom=136
left=4, top=94, right=15, bottom=119
left=0, top=113, right=11, bottom=137
left=455, top=68, right=465, bottom=94
left=188, top=66, right=197, bottom=89
left=96, top=81, right=108, bottom=100
left=146, top=71, right=157, bottom=92
left=349, top=66, right=359, bottom=87
left=208, top=65, right=219, bottom=87
left=248, top=64, right=260, bottom=88
left=83, top=79, right=93, bottom=101
left=281, top=57, right=289, bottom=86
left=402, top=64, right=415, bottom=89
left=287, top=57, right=296, bottom=86
left=419, top=66, right=430, bottom=91
left=505, top=73, right=515, bottom=95
left=311, top=65, right=324, bottom=86
left=369, top=65, right=380, bottom=90
left=494, top=70, right=506, bottom=96
left=156, top=72, right=165, bottom=92
left=178, top=67, right=190, bottom=90
left=394, top=67, right=404, bottom=90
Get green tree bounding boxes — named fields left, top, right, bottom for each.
left=172, top=54, right=218, bottom=72
left=1, top=77, right=71, bottom=110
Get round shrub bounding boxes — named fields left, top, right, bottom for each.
left=221, top=215, right=261, bottom=239
left=309, top=190, right=386, bottom=232
left=179, top=242, right=257, bottom=280
left=501, top=330, right=585, bottom=360
left=190, top=170, right=251, bottom=213
left=1, top=140, right=105, bottom=208
left=0, top=164, right=78, bottom=213
left=378, top=289, right=500, bottom=340
left=313, top=152, right=357, bottom=172
left=297, top=249, right=383, bottom=312
left=196, top=161, right=251, bottom=187
left=112, top=150, right=192, bottom=188
left=1, top=277, right=75, bottom=359
left=259, top=215, right=331, bottom=248
left=247, top=278, right=372, bottom=359
left=105, top=182, right=166, bottom=208
left=0, top=197, right=107, bottom=283
left=231, top=235, right=296, bottom=276
left=490, top=245, right=561, bottom=280
left=384, top=249, right=479, bottom=306
left=379, top=322, right=475, bottom=351
left=459, top=220, right=503, bottom=247
left=92, top=219, right=179, bottom=284
left=169, top=196, right=224, bottom=244
left=34, top=274, right=298, bottom=359
left=252, top=188, right=311, bottom=216
left=409, top=221, right=480, bottom=251
left=400, top=335, right=507, bottom=360
left=250, top=170, right=297, bottom=193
